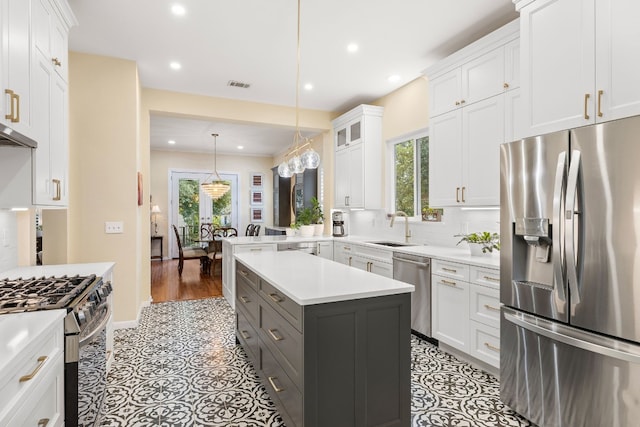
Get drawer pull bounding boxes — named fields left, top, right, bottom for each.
left=19, top=356, right=48, bottom=382
left=239, top=296, right=250, bottom=304
left=268, top=328, right=284, bottom=341
left=442, top=267, right=457, bottom=273
left=268, top=376, right=285, bottom=393
left=484, top=342, right=500, bottom=352
left=240, top=330, right=251, bottom=340
left=106, top=350, right=112, bottom=360
left=239, top=270, right=248, bottom=277
left=249, top=248, right=262, bottom=252
left=441, top=279, right=457, bottom=287
left=483, top=275, right=500, bottom=283
left=484, top=304, right=501, bottom=312
left=268, top=293, right=284, bottom=303
left=343, top=246, right=351, bottom=251
left=38, top=419, right=50, bottom=427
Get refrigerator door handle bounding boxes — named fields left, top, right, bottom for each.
left=504, top=308, right=640, bottom=364
left=566, top=150, right=582, bottom=306
left=552, top=151, right=567, bottom=304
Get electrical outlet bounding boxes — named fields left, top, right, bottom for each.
left=105, top=221, right=124, bottom=234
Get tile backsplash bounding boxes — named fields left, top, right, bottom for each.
left=0, top=211, right=18, bottom=273
left=348, top=207, right=500, bottom=248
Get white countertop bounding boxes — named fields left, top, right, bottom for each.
left=227, top=234, right=499, bottom=269
left=0, top=309, right=65, bottom=375
left=1, top=262, right=116, bottom=279
left=235, top=251, right=414, bottom=305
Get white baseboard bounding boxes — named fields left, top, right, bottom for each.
left=113, top=298, right=152, bottom=330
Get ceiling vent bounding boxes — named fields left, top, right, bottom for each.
left=227, top=80, right=251, bottom=89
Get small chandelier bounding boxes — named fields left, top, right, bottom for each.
left=201, top=133, right=230, bottom=199
left=277, top=0, right=320, bottom=178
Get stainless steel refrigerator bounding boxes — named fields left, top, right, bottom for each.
left=500, top=115, right=640, bottom=427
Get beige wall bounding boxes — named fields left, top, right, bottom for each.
left=42, top=209, right=68, bottom=265
left=68, top=52, right=144, bottom=323
left=150, top=150, right=275, bottom=256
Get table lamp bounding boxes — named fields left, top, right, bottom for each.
left=151, top=205, right=161, bottom=235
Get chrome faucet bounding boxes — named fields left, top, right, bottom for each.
left=390, top=211, right=411, bottom=243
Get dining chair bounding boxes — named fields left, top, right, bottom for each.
left=245, top=224, right=255, bottom=236
left=207, top=227, right=238, bottom=275
left=172, top=225, right=208, bottom=276
left=252, top=224, right=261, bottom=236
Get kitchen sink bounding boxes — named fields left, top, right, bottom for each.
left=367, top=241, right=417, bottom=247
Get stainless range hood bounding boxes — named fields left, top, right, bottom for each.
left=0, top=123, right=37, bottom=148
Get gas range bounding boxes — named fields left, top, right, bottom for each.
left=0, top=274, right=100, bottom=314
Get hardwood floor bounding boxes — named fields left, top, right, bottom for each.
left=151, top=258, right=223, bottom=304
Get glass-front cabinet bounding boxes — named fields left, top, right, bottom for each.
left=335, top=118, right=362, bottom=151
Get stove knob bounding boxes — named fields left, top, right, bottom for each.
left=77, top=309, right=87, bottom=325
left=97, top=288, right=105, bottom=298
left=104, top=282, right=113, bottom=294
left=85, top=301, right=96, bottom=316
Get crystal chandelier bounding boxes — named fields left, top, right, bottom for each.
left=201, top=133, right=230, bottom=199
left=277, top=0, right=320, bottom=178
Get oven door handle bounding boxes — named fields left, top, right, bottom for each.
left=79, top=304, right=112, bottom=347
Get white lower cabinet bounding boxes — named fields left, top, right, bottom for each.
left=432, top=259, right=501, bottom=369
left=316, top=241, right=333, bottom=259
left=0, top=310, right=65, bottom=426
left=432, top=272, right=469, bottom=352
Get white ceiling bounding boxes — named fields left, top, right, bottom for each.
left=68, top=0, right=518, bottom=155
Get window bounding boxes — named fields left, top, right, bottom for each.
left=390, top=131, right=435, bottom=219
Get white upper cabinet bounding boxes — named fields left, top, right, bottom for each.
left=517, top=0, right=640, bottom=137
left=1, top=0, right=33, bottom=138
left=332, top=104, right=383, bottom=210
left=425, top=19, right=518, bottom=207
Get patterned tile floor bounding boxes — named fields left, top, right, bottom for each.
left=99, top=298, right=532, bottom=426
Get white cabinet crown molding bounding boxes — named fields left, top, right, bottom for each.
left=513, top=0, right=537, bottom=12
left=50, top=0, right=79, bottom=30
left=423, top=19, right=519, bottom=80
left=331, top=104, right=384, bottom=128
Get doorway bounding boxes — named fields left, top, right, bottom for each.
left=169, top=170, right=238, bottom=259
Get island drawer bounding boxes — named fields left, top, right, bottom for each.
left=236, top=276, right=259, bottom=325
left=236, top=261, right=259, bottom=290
left=259, top=280, right=302, bottom=332
left=470, top=266, right=500, bottom=290
left=236, top=309, right=260, bottom=368
left=260, top=303, right=302, bottom=390
left=432, top=259, right=469, bottom=281
left=261, top=344, right=303, bottom=427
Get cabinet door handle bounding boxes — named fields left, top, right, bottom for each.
left=484, top=342, right=500, bottom=352
left=460, top=99, right=466, bottom=104
left=4, top=89, right=19, bottom=123
left=584, top=93, right=590, bottom=120
left=19, top=356, right=48, bottom=382
left=503, top=82, right=509, bottom=89
left=483, top=275, right=500, bottom=283
left=461, top=186, right=466, bottom=202
left=455, top=101, right=460, bottom=106
left=239, top=270, right=248, bottom=277
left=239, top=296, right=250, bottom=304
left=442, top=267, right=457, bottom=273
left=441, top=279, right=457, bottom=287
left=484, top=304, right=501, bottom=312
left=456, top=187, right=460, bottom=203
left=38, top=419, right=50, bottom=427
left=52, top=179, right=61, bottom=201
left=348, top=256, right=352, bottom=266
left=52, top=57, right=62, bottom=67
left=13, top=92, right=19, bottom=123
left=240, top=330, right=251, bottom=340
left=345, top=196, right=350, bottom=206
left=268, top=292, right=284, bottom=303
left=4, top=89, right=14, bottom=121
left=268, top=376, right=285, bottom=393
left=268, top=328, right=284, bottom=341
left=597, top=89, right=603, bottom=117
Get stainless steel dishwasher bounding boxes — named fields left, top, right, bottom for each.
left=392, top=252, right=434, bottom=341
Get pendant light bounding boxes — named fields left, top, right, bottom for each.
left=277, top=0, right=320, bottom=177
left=201, top=133, right=230, bottom=199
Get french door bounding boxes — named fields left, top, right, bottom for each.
left=169, top=171, right=238, bottom=258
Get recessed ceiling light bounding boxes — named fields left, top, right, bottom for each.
left=168, top=140, right=176, bottom=145
left=304, top=83, right=313, bottom=90
left=171, top=4, right=186, bottom=16
left=388, top=74, right=401, bottom=83
left=237, top=145, right=244, bottom=150
left=347, top=43, right=358, bottom=53
left=170, top=62, right=181, bottom=70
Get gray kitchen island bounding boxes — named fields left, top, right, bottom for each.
left=234, top=251, right=414, bottom=427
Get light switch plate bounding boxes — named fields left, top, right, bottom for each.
left=105, top=221, right=124, bottom=234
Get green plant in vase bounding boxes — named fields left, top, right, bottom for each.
left=455, top=231, right=500, bottom=254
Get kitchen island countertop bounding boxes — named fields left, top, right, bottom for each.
left=235, top=250, right=414, bottom=305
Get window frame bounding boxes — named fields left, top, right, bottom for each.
left=386, top=128, right=429, bottom=220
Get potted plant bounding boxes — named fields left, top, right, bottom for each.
left=455, top=232, right=500, bottom=256
left=286, top=222, right=298, bottom=237
left=310, top=197, right=324, bottom=236
left=296, top=207, right=315, bottom=237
